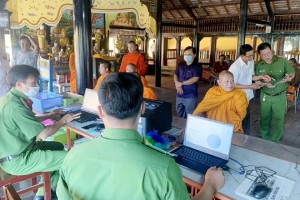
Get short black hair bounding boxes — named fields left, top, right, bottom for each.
left=19, top=35, right=29, bottom=42
left=289, top=58, right=297, bottom=64
left=99, top=61, right=111, bottom=71
left=98, top=72, right=143, bottom=119
left=8, top=65, right=40, bottom=87
left=184, top=46, right=196, bottom=54
left=257, top=42, right=271, bottom=53
left=219, top=54, right=226, bottom=59
left=240, top=44, right=253, bottom=56
left=127, top=41, right=136, bottom=45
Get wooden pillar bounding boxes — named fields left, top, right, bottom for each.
left=162, top=38, right=168, bottom=66
left=193, top=19, right=200, bottom=62
left=0, top=0, right=7, bottom=58
left=73, top=0, right=92, bottom=94
left=176, top=36, right=181, bottom=56
left=238, top=0, right=248, bottom=48
left=210, top=36, right=217, bottom=64
left=155, top=0, right=162, bottom=87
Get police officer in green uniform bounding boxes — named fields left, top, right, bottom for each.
left=57, top=73, right=225, bottom=200
left=255, top=43, right=294, bottom=142
left=0, top=65, right=79, bottom=200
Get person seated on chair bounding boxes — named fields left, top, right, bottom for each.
left=126, top=63, right=157, bottom=100
left=213, top=54, right=229, bottom=73
left=288, top=58, right=300, bottom=86
left=0, top=65, right=80, bottom=200
left=94, top=61, right=111, bottom=91
left=193, top=70, right=248, bottom=134
left=57, top=72, right=224, bottom=200
left=126, top=63, right=148, bottom=87
left=119, top=41, right=147, bottom=76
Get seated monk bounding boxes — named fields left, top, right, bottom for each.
left=126, top=64, right=157, bottom=100
left=193, top=70, right=248, bottom=133
left=126, top=63, right=148, bottom=87
left=94, top=61, right=111, bottom=91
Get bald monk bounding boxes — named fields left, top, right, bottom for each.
left=127, top=64, right=157, bottom=100
left=69, top=52, right=76, bottom=93
left=94, top=61, right=111, bottom=91
left=126, top=63, right=148, bottom=87
left=193, top=71, right=248, bottom=133
left=119, top=41, right=147, bottom=76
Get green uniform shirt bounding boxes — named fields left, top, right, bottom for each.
left=255, top=56, right=294, bottom=94
left=0, top=88, right=44, bottom=158
left=57, top=128, right=190, bottom=200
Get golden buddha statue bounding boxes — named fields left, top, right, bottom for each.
left=94, top=29, right=102, bottom=49
left=37, top=25, right=47, bottom=52
left=59, top=28, right=70, bottom=48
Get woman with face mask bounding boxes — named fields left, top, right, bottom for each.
left=174, top=46, right=203, bottom=118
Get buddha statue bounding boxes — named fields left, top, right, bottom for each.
left=37, top=25, right=47, bottom=52
left=94, top=29, right=102, bottom=49
left=59, top=28, right=70, bottom=48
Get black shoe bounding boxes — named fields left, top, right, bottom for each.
left=34, top=196, right=44, bottom=200
left=51, top=190, right=58, bottom=200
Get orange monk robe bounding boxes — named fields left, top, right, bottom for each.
left=143, top=87, right=157, bottom=100
left=119, top=53, right=147, bottom=75
left=193, top=86, right=248, bottom=133
left=94, top=73, right=109, bottom=91
left=141, top=76, right=148, bottom=87
left=69, top=53, right=76, bottom=93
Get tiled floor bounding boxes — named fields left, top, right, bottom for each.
left=146, top=75, right=300, bottom=149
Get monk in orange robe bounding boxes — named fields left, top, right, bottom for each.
left=69, top=52, right=76, bottom=93
left=94, top=61, right=111, bottom=91
left=119, top=41, right=147, bottom=76
left=126, top=63, right=148, bottom=87
left=127, top=64, right=157, bottom=100
left=193, top=71, right=248, bottom=133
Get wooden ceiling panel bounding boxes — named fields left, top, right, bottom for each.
left=156, top=0, right=300, bottom=21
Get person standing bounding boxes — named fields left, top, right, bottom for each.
left=119, top=41, right=147, bottom=76
left=57, top=72, right=224, bottom=200
left=229, top=44, right=271, bottom=135
left=255, top=42, right=294, bottom=142
left=174, top=46, right=202, bottom=118
left=12, top=34, right=40, bottom=68
left=94, top=61, right=111, bottom=91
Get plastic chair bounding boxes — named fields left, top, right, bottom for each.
left=0, top=171, right=51, bottom=200
left=2, top=184, right=21, bottom=200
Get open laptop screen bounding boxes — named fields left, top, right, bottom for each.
left=184, top=114, right=234, bottom=160
left=82, top=89, right=99, bottom=114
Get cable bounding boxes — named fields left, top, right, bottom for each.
left=227, top=157, right=246, bottom=175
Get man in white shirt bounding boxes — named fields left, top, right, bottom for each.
left=229, top=44, right=271, bottom=134
left=12, top=34, right=40, bottom=68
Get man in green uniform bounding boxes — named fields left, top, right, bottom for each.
left=57, top=73, right=224, bottom=200
left=0, top=65, right=79, bottom=200
left=255, top=43, right=294, bottom=142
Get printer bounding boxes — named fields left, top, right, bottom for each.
left=138, top=99, right=172, bottom=136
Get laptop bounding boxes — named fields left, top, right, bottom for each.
left=170, top=114, right=234, bottom=174
left=66, top=88, right=99, bottom=123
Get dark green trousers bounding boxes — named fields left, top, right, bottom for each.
left=260, top=91, right=286, bottom=142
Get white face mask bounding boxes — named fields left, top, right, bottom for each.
left=24, top=86, right=40, bottom=97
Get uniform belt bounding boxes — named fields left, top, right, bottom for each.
left=262, top=90, right=286, bottom=96
left=0, top=155, right=20, bottom=164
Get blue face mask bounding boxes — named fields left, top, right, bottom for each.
left=184, top=55, right=194, bottom=63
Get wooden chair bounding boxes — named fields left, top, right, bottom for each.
left=0, top=169, right=51, bottom=200
left=2, top=184, right=21, bottom=200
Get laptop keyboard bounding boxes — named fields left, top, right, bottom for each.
left=72, top=110, right=98, bottom=123
left=174, top=146, right=222, bottom=167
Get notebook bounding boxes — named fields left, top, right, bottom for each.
left=170, top=114, right=234, bottom=174
left=66, top=88, right=99, bottom=123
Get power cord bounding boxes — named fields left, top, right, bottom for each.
left=226, top=157, right=246, bottom=175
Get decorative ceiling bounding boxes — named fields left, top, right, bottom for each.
left=153, top=0, right=300, bottom=21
